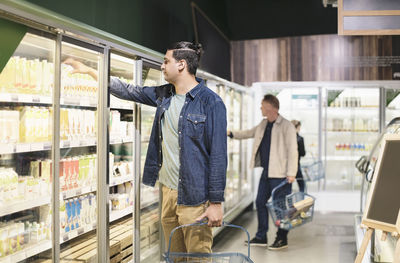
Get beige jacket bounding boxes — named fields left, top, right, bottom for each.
left=232, top=115, right=298, bottom=178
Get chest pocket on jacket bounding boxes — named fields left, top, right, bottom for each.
left=186, top=114, right=206, bottom=139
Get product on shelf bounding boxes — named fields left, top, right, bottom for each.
left=0, top=56, right=54, bottom=95
left=61, top=64, right=98, bottom=99
left=334, top=142, right=372, bottom=152
left=0, top=110, right=19, bottom=144
left=61, top=193, right=96, bottom=234
left=60, top=108, right=96, bottom=141
left=0, top=219, right=51, bottom=257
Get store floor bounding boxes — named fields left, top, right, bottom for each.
left=212, top=209, right=357, bottom=263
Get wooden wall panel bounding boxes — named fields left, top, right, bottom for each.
left=231, top=34, right=400, bottom=86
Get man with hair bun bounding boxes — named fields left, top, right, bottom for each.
left=228, top=94, right=297, bottom=250
left=65, top=41, right=227, bottom=254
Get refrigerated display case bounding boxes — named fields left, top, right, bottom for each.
left=108, top=53, right=136, bottom=263
left=0, top=2, right=255, bottom=262
left=0, top=31, right=54, bottom=262
left=198, top=71, right=254, bottom=229
left=323, top=87, right=380, bottom=192
left=252, top=82, right=400, bottom=194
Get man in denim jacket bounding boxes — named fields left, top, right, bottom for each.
left=65, top=41, right=227, bottom=254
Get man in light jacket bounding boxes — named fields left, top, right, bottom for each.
left=228, top=94, right=297, bottom=250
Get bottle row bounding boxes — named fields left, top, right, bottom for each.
left=0, top=107, right=51, bottom=144
left=110, top=110, right=134, bottom=140
left=0, top=107, right=135, bottom=144
left=334, top=142, right=373, bottom=152
left=329, top=96, right=377, bottom=108
left=110, top=182, right=134, bottom=211
left=60, top=194, right=96, bottom=234
left=327, top=118, right=378, bottom=132
left=61, top=64, right=98, bottom=99
left=0, top=57, right=54, bottom=95
left=0, top=219, right=50, bottom=258
left=0, top=153, right=134, bottom=206
left=0, top=168, right=48, bottom=204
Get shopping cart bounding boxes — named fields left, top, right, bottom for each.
left=266, top=181, right=316, bottom=231
left=164, top=221, right=254, bottom=263
left=301, top=160, right=325, bottom=181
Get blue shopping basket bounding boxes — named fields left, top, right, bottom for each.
left=266, top=181, right=316, bottom=231
left=164, top=221, right=254, bottom=263
left=301, top=160, right=325, bottom=181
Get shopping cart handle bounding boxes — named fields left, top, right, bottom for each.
left=166, top=221, right=252, bottom=259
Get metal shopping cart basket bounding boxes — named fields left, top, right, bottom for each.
left=164, top=222, right=254, bottom=263
left=266, top=181, right=316, bottom=231
left=301, top=160, right=325, bottom=181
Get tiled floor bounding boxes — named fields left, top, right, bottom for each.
left=213, top=209, right=357, bottom=263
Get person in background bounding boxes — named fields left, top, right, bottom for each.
left=227, top=94, right=298, bottom=250
left=291, top=120, right=306, bottom=192
left=64, top=41, right=227, bottom=255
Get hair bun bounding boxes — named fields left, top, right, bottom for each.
left=194, top=43, right=203, bottom=56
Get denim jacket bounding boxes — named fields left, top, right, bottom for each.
left=110, top=77, right=227, bottom=205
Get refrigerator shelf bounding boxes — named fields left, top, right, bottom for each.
left=110, top=175, right=133, bottom=187
left=0, top=93, right=52, bottom=105
left=110, top=206, right=133, bottom=222
left=0, top=196, right=51, bottom=217
left=61, top=222, right=97, bottom=244
left=62, top=185, right=96, bottom=200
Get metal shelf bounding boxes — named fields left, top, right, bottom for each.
left=110, top=137, right=133, bottom=145
left=0, top=196, right=51, bottom=217
left=61, top=222, right=97, bottom=244
left=0, top=93, right=51, bottom=105
left=110, top=175, right=134, bottom=187
left=62, top=186, right=96, bottom=200
left=110, top=206, right=133, bottom=222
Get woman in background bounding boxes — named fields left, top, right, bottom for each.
left=291, top=120, right=306, bottom=192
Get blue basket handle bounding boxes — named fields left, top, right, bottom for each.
left=271, top=180, right=289, bottom=201
left=166, top=221, right=251, bottom=259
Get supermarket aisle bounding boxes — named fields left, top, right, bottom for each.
left=213, top=209, right=357, bottom=263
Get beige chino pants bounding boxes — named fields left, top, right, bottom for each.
left=161, top=185, right=213, bottom=255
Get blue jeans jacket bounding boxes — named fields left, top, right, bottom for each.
left=110, top=77, right=227, bottom=205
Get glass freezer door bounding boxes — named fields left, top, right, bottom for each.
left=323, top=87, right=379, bottom=192
left=140, top=62, right=163, bottom=262
left=275, top=87, right=321, bottom=191
left=0, top=31, right=55, bottom=262
left=108, top=53, right=136, bottom=263
left=58, top=39, right=101, bottom=262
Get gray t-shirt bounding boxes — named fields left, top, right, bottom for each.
left=159, top=93, right=186, bottom=190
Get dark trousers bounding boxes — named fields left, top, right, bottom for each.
left=255, top=169, right=292, bottom=241
left=296, top=167, right=306, bottom=193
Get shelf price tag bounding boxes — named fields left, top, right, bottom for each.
left=77, top=227, right=84, bottom=235
left=32, top=96, right=40, bottom=103
left=43, top=142, right=52, bottom=150
left=62, top=141, right=70, bottom=148
left=62, top=233, right=69, bottom=242
left=11, top=94, right=18, bottom=102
